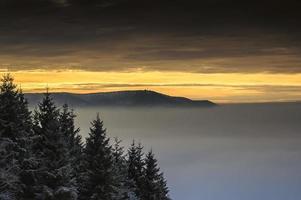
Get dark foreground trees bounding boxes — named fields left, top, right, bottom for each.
left=0, top=74, right=33, bottom=200
left=0, top=74, right=170, bottom=200
left=79, top=114, right=116, bottom=200
left=143, top=151, right=169, bottom=200
left=32, top=92, right=77, bottom=199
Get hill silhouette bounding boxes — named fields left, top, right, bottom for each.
left=25, top=90, right=216, bottom=107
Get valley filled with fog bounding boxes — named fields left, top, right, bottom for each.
left=68, top=103, right=301, bottom=200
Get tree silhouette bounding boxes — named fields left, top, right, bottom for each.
left=127, top=140, right=145, bottom=199
left=59, top=104, right=83, bottom=176
left=143, top=150, right=170, bottom=200
left=33, top=92, right=77, bottom=199
left=79, top=114, right=117, bottom=200
left=0, top=74, right=171, bottom=200
left=0, top=74, right=33, bottom=200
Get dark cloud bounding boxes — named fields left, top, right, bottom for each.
left=0, top=0, right=301, bottom=73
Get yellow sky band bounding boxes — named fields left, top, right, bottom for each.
left=1, top=70, right=301, bottom=103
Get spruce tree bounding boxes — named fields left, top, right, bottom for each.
left=79, top=114, right=116, bottom=200
left=112, top=138, right=137, bottom=200
left=59, top=104, right=83, bottom=175
left=32, top=92, right=77, bottom=200
left=0, top=74, right=33, bottom=200
left=0, top=137, right=20, bottom=200
left=127, top=141, right=145, bottom=199
left=0, top=74, right=171, bottom=200
left=0, top=74, right=30, bottom=139
left=157, top=173, right=170, bottom=200
left=142, top=150, right=170, bottom=200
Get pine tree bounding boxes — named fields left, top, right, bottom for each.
left=59, top=104, right=83, bottom=175
left=0, top=137, right=19, bottom=200
left=79, top=114, right=117, bottom=200
left=157, top=173, right=170, bottom=200
left=142, top=150, right=170, bottom=200
left=127, top=141, right=145, bottom=199
left=112, top=138, right=137, bottom=200
left=0, top=74, right=33, bottom=200
left=0, top=74, right=172, bottom=200
left=32, top=92, right=77, bottom=200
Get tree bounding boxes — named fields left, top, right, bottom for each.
left=156, top=173, right=170, bottom=200
left=112, top=138, right=137, bottom=200
left=32, top=92, right=77, bottom=200
left=0, top=74, right=33, bottom=200
left=127, top=141, right=145, bottom=199
left=0, top=74, right=31, bottom=139
left=59, top=104, right=83, bottom=175
left=0, top=74, right=171, bottom=200
left=0, top=137, right=20, bottom=200
left=142, top=150, right=170, bottom=200
left=79, top=114, right=117, bottom=200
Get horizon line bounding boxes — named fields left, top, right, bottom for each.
left=23, top=89, right=301, bottom=104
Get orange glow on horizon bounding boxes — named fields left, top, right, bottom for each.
left=1, top=70, right=301, bottom=103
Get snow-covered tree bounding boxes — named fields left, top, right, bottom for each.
left=0, top=138, right=19, bottom=200
left=0, top=74, right=32, bottom=140
left=157, top=173, right=170, bottom=200
left=32, top=92, right=77, bottom=200
left=142, top=150, right=170, bottom=200
left=0, top=74, right=33, bottom=200
left=79, top=114, right=117, bottom=200
left=0, top=74, right=171, bottom=200
left=127, top=141, right=145, bottom=199
left=59, top=104, right=83, bottom=175
left=112, top=138, right=137, bottom=200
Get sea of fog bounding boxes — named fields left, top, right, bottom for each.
left=71, top=103, right=301, bottom=200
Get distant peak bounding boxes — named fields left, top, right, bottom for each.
left=25, top=90, right=216, bottom=107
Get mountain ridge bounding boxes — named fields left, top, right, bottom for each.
left=25, top=90, right=216, bottom=107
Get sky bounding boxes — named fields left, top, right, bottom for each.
left=1, top=0, right=301, bottom=102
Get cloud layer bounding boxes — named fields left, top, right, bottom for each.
left=0, top=0, right=301, bottom=73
